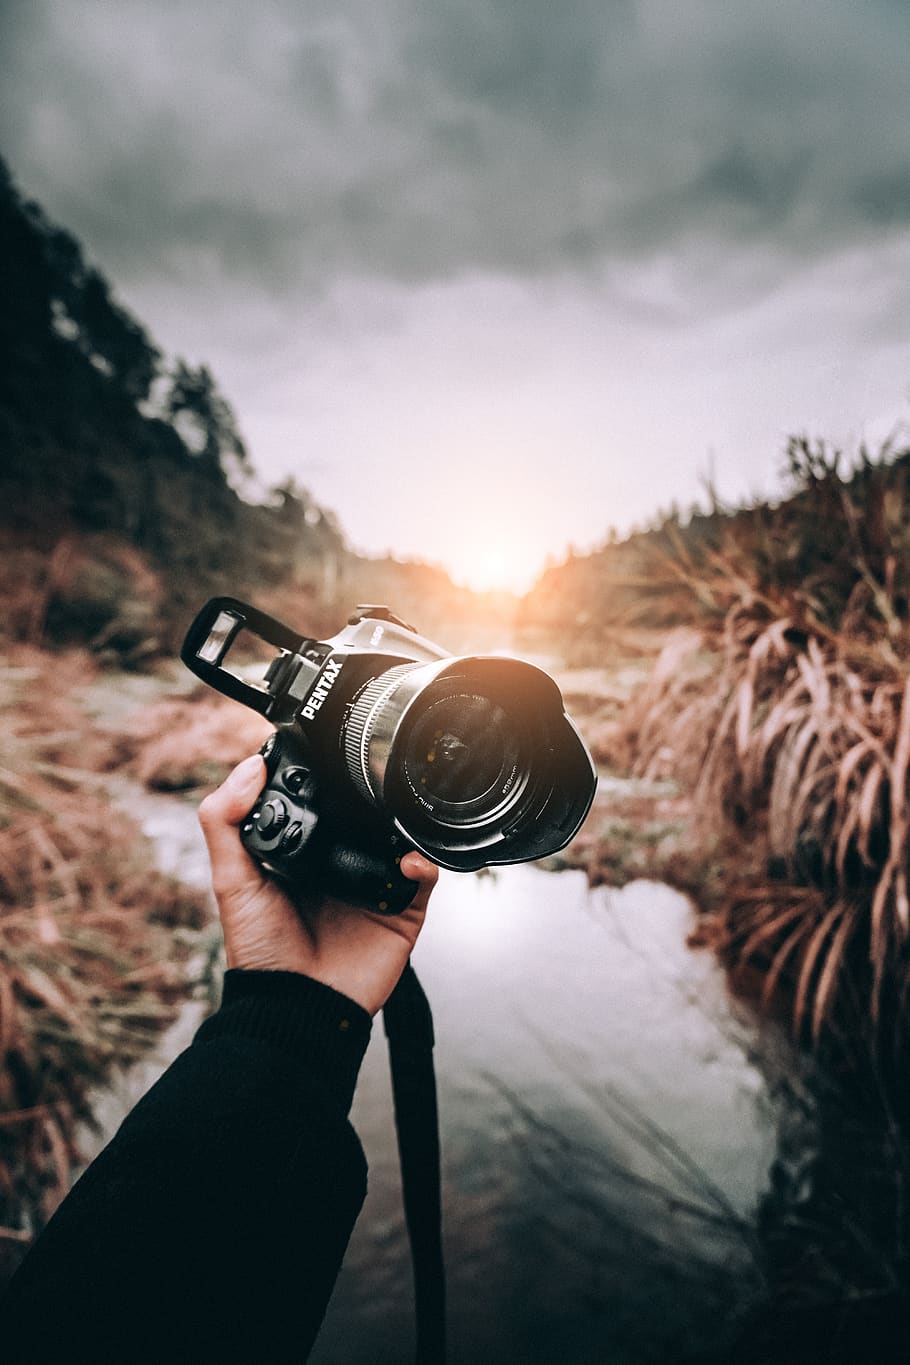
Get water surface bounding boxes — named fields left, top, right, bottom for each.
left=313, top=866, right=776, bottom=1364
left=101, top=787, right=781, bottom=1363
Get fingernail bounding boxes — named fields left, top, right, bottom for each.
left=402, top=853, right=436, bottom=879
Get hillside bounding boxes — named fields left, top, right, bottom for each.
left=519, top=435, right=910, bottom=663
left=0, top=159, right=514, bottom=660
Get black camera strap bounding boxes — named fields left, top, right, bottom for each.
left=383, top=963, right=447, bottom=1365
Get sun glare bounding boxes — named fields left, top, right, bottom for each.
left=449, top=541, right=541, bottom=595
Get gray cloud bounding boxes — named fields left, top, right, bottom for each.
left=4, top=0, right=910, bottom=308
left=5, top=0, right=910, bottom=590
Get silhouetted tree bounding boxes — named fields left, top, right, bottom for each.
left=0, top=159, right=160, bottom=405
left=165, top=361, right=249, bottom=479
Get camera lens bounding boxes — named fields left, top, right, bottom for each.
left=342, top=654, right=595, bottom=871
left=402, top=694, right=522, bottom=820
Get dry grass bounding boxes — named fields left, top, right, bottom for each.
left=622, top=611, right=910, bottom=1044
left=122, top=690, right=272, bottom=792
left=609, top=442, right=910, bottom=1049
left=0, top=530, right=164, bottom=665
left=0, top=648, right=209, bottom=1258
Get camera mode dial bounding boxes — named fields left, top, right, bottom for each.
left=258, top=797, right=289, bottom=837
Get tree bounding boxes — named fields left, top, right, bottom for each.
left=1, top=158, right=161, bottom=408
left=164, top=361, right=249, bottom=479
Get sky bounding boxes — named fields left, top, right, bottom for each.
left=3, top=0, right=910, bottom=591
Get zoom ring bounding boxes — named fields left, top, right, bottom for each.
left=343, top=665, right=418, bottom=805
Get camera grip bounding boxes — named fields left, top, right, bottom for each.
left=320, top=834, right=420, bottom=916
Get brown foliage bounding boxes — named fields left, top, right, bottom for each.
left=615, top=444, right=910, bottom=1046
left=0, top=648, right=208, bottom=1249
left=124, top=691, right=272, bottom=792
left=0, top=531, right=164, bottom=665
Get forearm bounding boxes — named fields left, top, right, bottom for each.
left=1, top=970, right=371, bottom=1365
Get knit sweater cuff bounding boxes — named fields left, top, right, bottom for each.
left=194, top=969, right=372, bottom=1115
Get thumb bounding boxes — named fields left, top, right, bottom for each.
left=198, top=754, right=267, bottom=891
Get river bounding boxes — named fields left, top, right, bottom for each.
left=89, top=782, right=787, bottom=1364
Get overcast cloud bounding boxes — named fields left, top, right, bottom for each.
left=3, top=0, right=910, bottom=587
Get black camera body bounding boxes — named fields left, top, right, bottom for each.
left=182, top=598, right=596, bottom=914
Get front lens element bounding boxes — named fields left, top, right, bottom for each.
left=402, top=694, right=521, bottom=818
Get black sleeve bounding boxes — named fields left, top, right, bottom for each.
left=0, top=969, right=373, bottom=1365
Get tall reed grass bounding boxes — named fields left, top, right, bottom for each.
left=594, top=441, right=910, bottom=1350
left=617, top=440, right=910, bottom=1050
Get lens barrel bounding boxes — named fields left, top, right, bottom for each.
left=343, top=663, right=424, bottom=804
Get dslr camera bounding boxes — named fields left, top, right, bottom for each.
left=182, top=598, right=596, bottom=914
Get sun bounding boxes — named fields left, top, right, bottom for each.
left=447, top=540, right=542, bottom=595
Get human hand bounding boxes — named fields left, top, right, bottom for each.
left=198, top=754, right=438, bottom=1015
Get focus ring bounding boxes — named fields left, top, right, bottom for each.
left=343, top=664, right=418, bottom=804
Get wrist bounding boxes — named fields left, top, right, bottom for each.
left=195, top=969, right=372, bottom=1114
